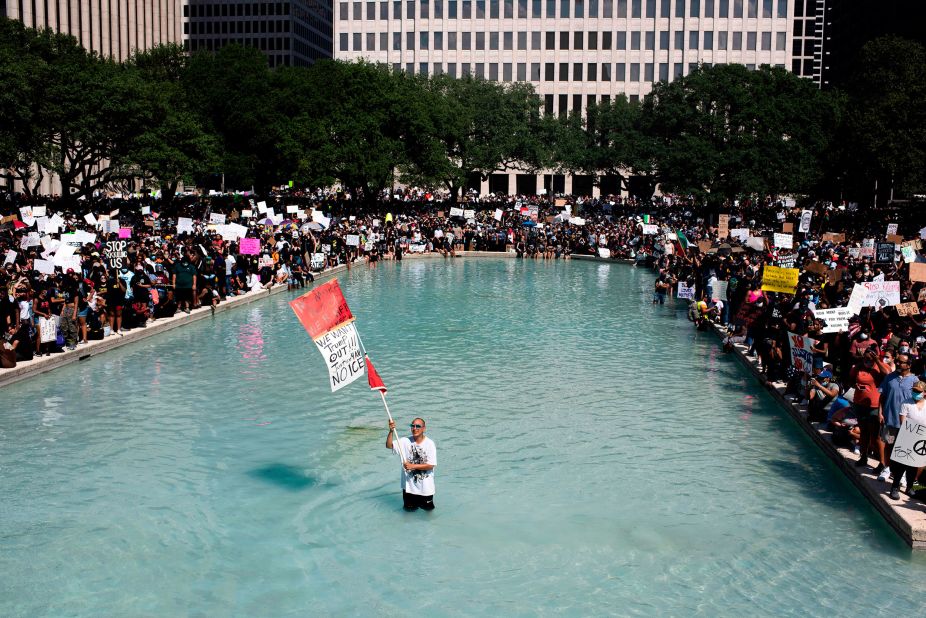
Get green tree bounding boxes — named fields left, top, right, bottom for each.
left=644, top=64, right=834, bottom=205
left=126, top=44, right=219, bottom=204
left=845, top=36, right=926, bottom=201
left=406, top=75, right=544, bottom=197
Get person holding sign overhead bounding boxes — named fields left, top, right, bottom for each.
left=888, top=381, right=926, bottom=500
left=386, top=418, right=436, bottom=511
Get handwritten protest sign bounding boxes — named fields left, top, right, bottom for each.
left=642, top=224, right=659, bottom=235
left=789, top=332, right=817, bottom=374
left=782, top=222, right=793, bottom=233
left=861, top=281, right=901, bottom=310
left=718, top=214, right=729, bottom=238
left=861, top=238, right=875, bottom=257
left=697, top=240, right=713, bottom=253
left=890, top=418, right=926, bottom=467
left=773, top=233, right=793, bottom=249
left=822, top=232, right=846, bottom=243
left=746, top=236, right=765, bottom=251
left=711, top=280, right=728, bottom=301
left=346, top=235, right=360, bottom=247
left=901, top=245, right=917, bottom=263
left=812, top=307, right=854, bottom=333
left=730, top=228, right=749, bottom=242
left=761, top=265, right=799, bottom=294
left=449, top=207, right=464, bottom=217
left=895, top=302, right=920, bottom=317
left=876, top=242, right=895, bottom=263
left=239, top=238, right=260, bottom=255
left=118, top=228, right=132, bottom=239
left=887, top=223, right=899, bottom=237
left=598, top=248, right=611, bottom=258
left=803, top=260, right=828, bottom=276
left=677, top=283, right=695, bottom=300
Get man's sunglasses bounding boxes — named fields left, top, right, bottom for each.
left=410, top=424, right=424, bottom=429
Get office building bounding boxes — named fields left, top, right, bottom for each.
left=183, top=0, right=334, bottom=66
left=2, top=1, right=183, bottom=62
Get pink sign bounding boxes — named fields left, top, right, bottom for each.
left=118, top=227, right=132, bottom=239
left=239, top=237, right=260, bottom=255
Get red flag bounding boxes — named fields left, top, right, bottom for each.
left=366, top=355, right=387, bottom=393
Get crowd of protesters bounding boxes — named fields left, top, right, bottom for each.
left=3, top=188, right=926, bottom=505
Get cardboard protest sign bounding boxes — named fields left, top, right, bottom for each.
left=677, top=283, right=695, bottom=300
left=895, top=302, right=920, bottom=317
left=861, top=238, right=875, bottom=257
left=711, top=280, right=728, bottom=301
left=804, top=260, right=828, bottom=276
left=822, top=232, right=845, bottom=243
left=909, top=263, right=926, bottom=283
left=788, top=332, right=817, bottom=374
left=33, top=259, right=55, bottom=275
left=730, top=228, right=749, bottom=242
left=718, top=214, right=729, bottom=238
left=890, top=418, right=926, bottom=467
left=782, top=222, right=793, bottom=233
left=761, top=265, right=800, bottom=294
left=746, top=236, right=765, bottom=251
left=887, top=234, right=904, bottom=244
left=697, top=240, right=713, bottom=253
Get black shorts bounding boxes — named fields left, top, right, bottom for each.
left=403, top=491, right=435, bottom=511
left=176, top=288, right=193, bottom=304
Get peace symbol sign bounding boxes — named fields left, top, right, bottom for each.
left=913, top=440, right=926, bottom=457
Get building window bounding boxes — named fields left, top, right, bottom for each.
left=704, top=31, right=713, bottom=49
left=733, top=0, right=742, bottom=18
left=393, top=32, right=401, bottom=49
left=574, top=62, right=583, bottom=81
left=505, top=0, right=514, bottom=17
left=435, top=31, right=443, bottom=48
left=602, top=63, right=612, bottom=81
left=560, top=31, right=569, bottom=49
left=353, top=33, right=362, bottom=49
left=630, top=63, right=640, bottom=81
left=705, top=0, right=714, bottom=16
left=719, top=0, right=728, bottom=17
left=491, top=0, right=500, bottom=17
left=690, top=0, right=699, bottom=17
left=420, top=62, right=429, bottom=75
left=674, top=31, right=683, bottom=50
left=631, top=0, right=641, bottom=17
left=545, top=62, right=555, bottom=80
left=761, top=31, right=771, bottom=50
left=435, top=0, right=444, bottom=16
left=587, top=63, right=597, bottom=81
left=559, top=62, right=568, bottom=80
left=674, top=62, right=683, bottom=78
left=448, top=32, right=458, bottom=48
left=589, top=0, right=598, bottom=16
left=421, top=0, right=430, bottom=17
left=490, top=32, right=499, bottom=50
left=658, top=31, right=668, bottom=50
left=689, top=31, right=698, bottom=49
left=407, top=31, right=415, bottom=48
left=463, top=0, right=471, bottom=16
left=732, top=31, right=742, bottom=50
left=630, top=31, right=640, bottom=50
left=340, top=33, right=349, bottom=50
left=616, top=31, right=626, bottom=50
left=517, top=62, right=527, bottom=80
left=644, top=62, right=653, bottom=81
left=718, top=31, right=728, bottom=49
left=659, top=62, right=668, bottom=81
left=574, top=31, right=583, bottom=49
left=367, top=2, right=376, bottom=18
left=462, top=32, right=471, bottom=49
left=381, top=32, right=389, bottom=49
left=532, top=31, right=541, bottom=49
left=449, top=0, right=458, bottom=16
left=588, top=31, right=598, bottom=49
left=368, top=32, right=376, bottom=49
left=340, top=3, right=349, bottom=19
left=546, top=31, right=556, bottom=49
left=558, top=94, right=568, bottom=117
left=602, top=32, right=612, bottom=49
left=603, top=0, right=613, bottom=16
left=504, top=62, right=513, bottom=80
left=747, top=31, right=756, bottom=50
left=476, top=31, right=485, bottom=49
left=475, top=63, right=484, bottom=78
left=504, top=31, right=513, bottom=49
left=616, top=0, right=626, bottom=16
left=775, top=31, right=785, bottom=51
left=489, top=63, right=498, bottom=80
left=575, top=0, right=584, bottom=16
left=676, top=0, right=685, bottom=17
left=748, top=0, right=757, bottom=18
left=777, top=0, right=786, bottom=17
left=531, top=62, right=541, bottom=80
left=560, top=0, right=569, bottom=17
left=616, top=63, right=626, bottom=81
left=544, top=94, right=554, bottom=115
left=518, top=31, right=527, bottom=49
left=420, top=32, right=429, bottom=49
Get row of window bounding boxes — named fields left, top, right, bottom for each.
left=339, top=0, right=787, bottom=22
left=186, top=19, right=292, bottom=35
left=340, top=29, right=785, bottom=52
left=186, top=34, right=333, bottom=53
left=185, top=3, right=291, bottom=18
left=381, top=59, right=780, bottom=83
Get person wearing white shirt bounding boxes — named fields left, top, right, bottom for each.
left=386, top=417, right=437, bottom=511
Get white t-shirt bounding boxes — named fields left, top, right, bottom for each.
left=900, top=400, right=926, bottom=425
left=393, top=436, right=436, bottom=496
left=225, top=255, right=236, bottom=276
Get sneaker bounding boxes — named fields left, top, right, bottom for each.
left=890, top=488, right=901, bottom=500
left=878, top=467, right=891, bottom=482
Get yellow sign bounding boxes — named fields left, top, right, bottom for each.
left=761, top=265, right=800, bottom=294
left=385, top=213, right=393, bottom=223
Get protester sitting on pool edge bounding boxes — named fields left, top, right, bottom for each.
left=386, top=417, right=436, bottom=512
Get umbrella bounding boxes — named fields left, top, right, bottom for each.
left=307, top=222, right=324, bottom=231
left=522, top=220, right=537, bottom=227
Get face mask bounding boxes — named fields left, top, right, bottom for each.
left=914, top=392, right=924, bottom=401
left=901, top=346, right=910, bottom=354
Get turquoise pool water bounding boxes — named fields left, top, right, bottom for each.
left=3, top=258, right=926, bottom=616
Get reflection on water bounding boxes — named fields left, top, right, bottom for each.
left=2, top=259, right=926, bottom=617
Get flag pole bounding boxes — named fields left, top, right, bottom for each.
left=356, top=333, right=405, bottom=464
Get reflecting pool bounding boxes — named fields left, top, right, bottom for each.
left=3, top=258, right=926, bottom=616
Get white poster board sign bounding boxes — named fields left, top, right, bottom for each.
left=891, top=418, right=926, bottom=467
left=774, top=233, right=793, bottom=249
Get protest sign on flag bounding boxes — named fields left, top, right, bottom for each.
left=290, top=280, right=366, bottom=392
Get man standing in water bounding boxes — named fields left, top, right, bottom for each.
left=387, top=418, right=436, bottom=511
